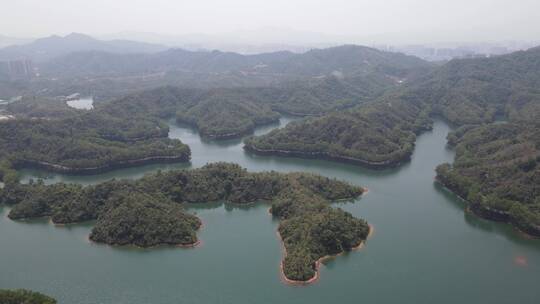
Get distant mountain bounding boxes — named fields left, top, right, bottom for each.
left=41, top=44, right=431, bottom=80
left=0, top=33, right=168, bottom=62
left=99, top=28, right=347, bottom=54
left=407, top=46, right=540, bottom=125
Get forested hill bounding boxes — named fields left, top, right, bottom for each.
left=428, top=48, right=540, bottom=236
left=414, top=46, right=540, bottom=125
left=244, top=95, right=431, bottom=167
left=79, top=45, right=432, bottom=138
left=245, top=46, right=540, bottom=168
left=93, top=75, right=392, bottom=139
left=436, top=122, right=540, bottom=236
left=0, top=33, right=167, bottom=62
left=0, top=96, right=191, bottom=177
left=40, top=44, right=431, bottom=80
left=1, top=43, right=432, bottom=103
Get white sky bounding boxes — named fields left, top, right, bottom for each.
left=2, top=0, right=540, bottom=43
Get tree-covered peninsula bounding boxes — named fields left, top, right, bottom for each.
left=0, top=289, right=56, bottom=304
left=1, top=163, right=369, bottom=282
left=436, top=122, right=540, bottom=236
left=0, top=112, right=190, bottom=174
left=245, top=96, right=432, bottom=168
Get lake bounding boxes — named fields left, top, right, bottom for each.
left=3, top=118, right=540, bottom=304
left=66, top=97, right=94, bottom=110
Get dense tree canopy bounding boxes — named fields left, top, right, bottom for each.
left=0, top=115, right=190, bottom=174
left=0, top=289, right=56, bottom=304
left=89, top=191, right=202, bottom=247
left=245, top=46, right=540, bottom=169
left=103, top=78, right=386, bottom=139
left=245, top=95, right=432, bottom=167
left=436, top=122, right=540, bottom=236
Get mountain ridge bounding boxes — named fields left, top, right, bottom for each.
left=0, top=33, right=168, bottom=62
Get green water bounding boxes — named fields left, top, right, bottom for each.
left=4, top=119, right=540, bottom=303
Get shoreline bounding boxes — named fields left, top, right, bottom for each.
left=86, top=235, right=203, bottom=249
left=10, top=213, right=205, bottom=249
left=434, top=177, right=540, bottom=238
left=176, top=116, right=280, bottom=141
left=43, top=214, right=206, bottom=249
left=362, top=187, right=370, bottom=195
left=243, top=144, right=410, bottom=169
left=86, top=220, right=205, bottom=249
left=14, top=154, right=190, bottom=175
left=277, top=224, right=374, bottom=286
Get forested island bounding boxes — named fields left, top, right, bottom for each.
left=0, top=163, right=368, bottom=282
left=0, top=289, right=56, bottom=304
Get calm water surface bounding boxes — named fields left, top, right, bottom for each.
left=3, top=118, right=540, bottom=304
left=67, top=97, right=94, bottom=110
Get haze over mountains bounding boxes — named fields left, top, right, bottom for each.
left=0, top=33, right=167, bottom=62
left=0, top=33, right=433, bottom=102
left=0, top=35, right=33, bottom=49
left=0, top=31, right=536, bottom=62
left=41, top=43, right=429, bottom=78
left=100, top=28, right=342, bottom=54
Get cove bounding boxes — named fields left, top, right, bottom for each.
left=3, top=118, right=540, bottom=304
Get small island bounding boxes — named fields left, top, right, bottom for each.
left=1, top=163, right=369, bottom=282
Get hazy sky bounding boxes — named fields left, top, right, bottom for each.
left=3, top=0, right=540, bottom=43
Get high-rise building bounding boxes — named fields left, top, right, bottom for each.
left=0, top=59, right=34, bottom=80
